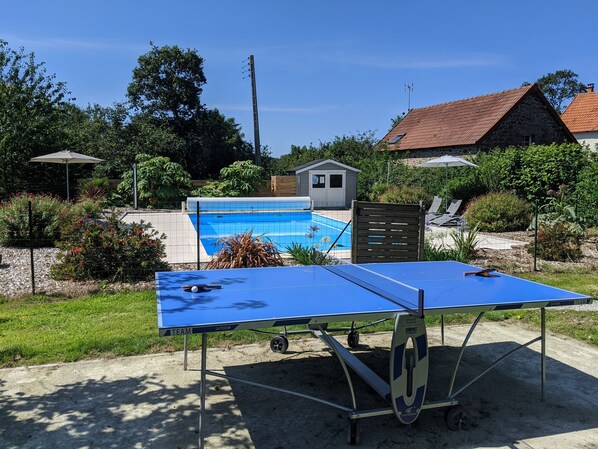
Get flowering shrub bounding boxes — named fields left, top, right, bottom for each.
left=464, top=192, right=532, bottom=232
left=528, top=222, right=582, bottom=262
left=51, top=215, right=169, bottom=281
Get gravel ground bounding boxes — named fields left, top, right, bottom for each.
left=1, top=240, right=596, bottom=311
left=0, top=247, right=154, bottom=299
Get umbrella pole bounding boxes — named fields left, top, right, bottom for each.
left=66, top=161, right=69, bottom=202
left=445, top=164, right=448, bottom=210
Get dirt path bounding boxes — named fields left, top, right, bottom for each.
left=1, top=322, right=597, bottom=449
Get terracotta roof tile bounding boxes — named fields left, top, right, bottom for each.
left=561, top=92, right=598, bottom=133
left=381, top=85, right=535, bottom=151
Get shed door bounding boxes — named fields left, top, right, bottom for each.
left=309, top=170, right=346, bottom=208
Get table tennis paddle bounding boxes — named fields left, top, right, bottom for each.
left=463, top=268, right=498, bottom=277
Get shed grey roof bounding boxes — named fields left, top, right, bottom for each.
left=288, top=159, right=361, bottom=174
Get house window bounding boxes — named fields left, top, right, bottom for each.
left=311, top=174, right=325, bottom=188
left=389, top=133, right=405, bottom=144
left=522, top=135, right=533, bottom=146
left=330, top=174, right=343, bottom=188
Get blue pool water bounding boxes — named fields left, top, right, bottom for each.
left=188, top=212, right=352, bottom=256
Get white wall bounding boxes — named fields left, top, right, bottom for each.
left=573, top=131, right=598, bottom=152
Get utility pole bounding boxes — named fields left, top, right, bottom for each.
left=405, top=82, right=414, bottom=112
left=248, top=55, right=262, bottom=166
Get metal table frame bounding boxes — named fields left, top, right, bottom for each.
left=193, top=307, right=547, bottom=448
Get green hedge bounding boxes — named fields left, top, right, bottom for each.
left=464, top=192, right=532, bottom=232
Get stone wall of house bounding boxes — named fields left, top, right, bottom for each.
left=399, top=146, right=477, bottom=166
left=478, top=92, right=574, bottom=149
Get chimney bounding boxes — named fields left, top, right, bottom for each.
left=588, top=83, right=595, bottom=93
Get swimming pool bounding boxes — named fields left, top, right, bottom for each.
left=188, top=211, right=352, bottom=256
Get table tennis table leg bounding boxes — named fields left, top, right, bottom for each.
left=184, top=334, right=189, bottom=371
left=541, top=307, right=546, bottom=402
left=441, top=315, right=445, bottom=346
left=199, top=333, right=207, bottom=449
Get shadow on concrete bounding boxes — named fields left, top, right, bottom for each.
left=221, top=340, right=598, bottom=449
left=0, top=372, right=246, bottom=449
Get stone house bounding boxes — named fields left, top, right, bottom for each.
left=560, top=83, right=598, bottom=152
left=378, top=84, right=576, bottom=165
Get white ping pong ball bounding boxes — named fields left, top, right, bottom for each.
left=191, top=286, right=199, bottom=293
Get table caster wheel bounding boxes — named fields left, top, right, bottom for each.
left=446, top=405, right=470, bottom=431
left=270, top=335, right=289, bottom=354
left=347, top=419, right=360, bottom=445
left=347, top=330, right=360, bottom=348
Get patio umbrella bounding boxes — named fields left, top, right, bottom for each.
left=29, top=151, right=104, bottom=201
left=417, top=155, right=478, bottom=209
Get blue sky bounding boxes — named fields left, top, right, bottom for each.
left=2, top=1, right=597, bottom=156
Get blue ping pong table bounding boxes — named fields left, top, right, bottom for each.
left=156, top=261, right=592, bottom=447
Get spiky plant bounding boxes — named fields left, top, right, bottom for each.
left=207, top=230, right=284, bottom=269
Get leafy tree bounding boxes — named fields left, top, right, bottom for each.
left=185, top=108, right=254, bottom=178
left=193, top=160, right=265, bottom=197
left=116, top=153, right=192, bottom=208
left=534, top=70, right=586, bottom=113
left=389, top=113, right=405, bottom=130
left=0, top=40, right=71, bottom=197
left=126, top=44, right=253, bottom=179
left=127, top=43, right=206, bottom=122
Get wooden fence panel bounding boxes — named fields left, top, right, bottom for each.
left=271, top=176, right=296, bottom=197
left=351, top=201, right=425, bottom=264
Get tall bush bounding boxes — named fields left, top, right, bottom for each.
left=378, top=185, right=431, bottom=205
left=51, top=215, right=169, bottom=281
left=192, top=160, right=265, bottom=197
left=464, top=192, right=532, bottom=232
left=573, top=161, right=598, bottom=227
left=516, top=143, right=590, bottom=201
left=0, top=194, right=66, bottom=247
left=117, top=154, right=192, bottom=208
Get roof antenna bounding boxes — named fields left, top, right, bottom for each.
left=405, top=82, right=414, bottom=112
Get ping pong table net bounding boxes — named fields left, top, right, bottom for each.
left=317, top=252, right=425, bottom=318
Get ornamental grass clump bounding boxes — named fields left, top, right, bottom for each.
left=51, top=215, right=169, bottom=281
left=208, top=231, right=284, bottom=269
left=464, top=192, right=532, bottom=232
left=0, top=193, right=104, bottom=247
left=0, top=193, right=66, bottom=247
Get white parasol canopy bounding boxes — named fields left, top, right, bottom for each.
left=417, top=155, right=478, bottom=208
left=30, top=151, right=104, bottom=201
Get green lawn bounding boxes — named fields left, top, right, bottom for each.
left=0, top=271, right=596, bottom=368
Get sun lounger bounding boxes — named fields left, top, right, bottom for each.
left=425, top=196, right=443, bottom=223
left=429, top=199, right=463, bottom=226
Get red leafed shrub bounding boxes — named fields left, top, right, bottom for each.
left=528, top=222, right=583, bottom=262
left=51, top=215, right=169, bottom=281
left=207, top=231, right=284, bottom=269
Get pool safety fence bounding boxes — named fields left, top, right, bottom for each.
left=1, top=198, right=534, bottom=298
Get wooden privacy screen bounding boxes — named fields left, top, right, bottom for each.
left=351, top=201, right=425, bottom=264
